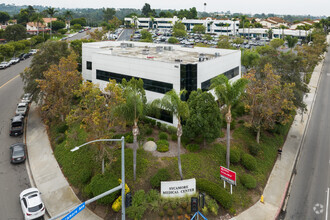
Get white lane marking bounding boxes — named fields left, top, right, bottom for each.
left=326, top=188, right=329, bottom=220
left=314, top=203, right=324, bottom=214
left=0, top=74, right=20, bottom=89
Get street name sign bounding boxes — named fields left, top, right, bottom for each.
left=61, top=202, right=85, bottom=220
left=220, top=166, right=236, bottom=186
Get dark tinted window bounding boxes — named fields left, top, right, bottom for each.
left=201, top=67, right=239, bottom=91
left=96, top=70, right=173, bottom=94
left=12, top=122, right=23, bottom=127
left=28, top=204, right=43, bottom=212
left=86, top=61, right=92, bottom=70
left=180, top=64, right=197, bottom=101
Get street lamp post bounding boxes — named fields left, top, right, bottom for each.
left=49, top=137, right=126, bottom=220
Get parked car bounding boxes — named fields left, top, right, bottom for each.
left=0, top=61, right=10, bottom=69
left=10, top=115, right=24, bottom=136
left=16, top=102, right=29, bottom=116
left=10, top=143, right=26, bottom=164
left=19, top=53, right=31, bottom=60
left=21, top=93, right=33, bottom=103
left=29, top=49, right=38, bottom=55
left=9, top=57, right=20, bottom=65
left=20, top=188, right=45, bottom=220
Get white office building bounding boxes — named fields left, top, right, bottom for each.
left=82, top=41, right=241, bottom=124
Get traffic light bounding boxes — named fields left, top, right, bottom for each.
left=125, top=192, right=132, bottom=208
left=191, top=197, right=198, bottom=213
left=199, top=192, right=205, bottom=209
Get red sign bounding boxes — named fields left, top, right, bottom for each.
left=220, top=166, right=236, bottom=185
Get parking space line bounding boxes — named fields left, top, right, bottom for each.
left=0, top=74, right=20, bottom=89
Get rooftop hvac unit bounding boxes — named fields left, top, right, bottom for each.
left=175, top=59, right=182, bottom=62
left=215, top=52, right=220, bottom=57
left=142, top=49, right=149, bottom=55
left=164, top=46, right=173, bottom=51
left=156, top=46, right=164, bottom=53
left=120, top=43, right=128, bottom=48
left=127, top=43, right=134, bottom=48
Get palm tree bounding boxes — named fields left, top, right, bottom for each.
left=115, top=78, right=146, bottom=181
left=240, top=15, right=247, bottom=38
left=64, top=10, right=73, bottom=30
left=31, top=13, right=44, bottom=35
left=153, top=89, right=189, bottom=180
left=210, top=75, right=248, bottom=169
left=46, top=7, right=58, bottom=38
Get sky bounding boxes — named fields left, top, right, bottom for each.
left=2, top=0, right=330, bottom=16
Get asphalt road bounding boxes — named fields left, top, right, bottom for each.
left=117, top=28, right=134, bottom=41
left=285, top=46, right=330, bottom=219
left=0, top=58, right=32, bottom=219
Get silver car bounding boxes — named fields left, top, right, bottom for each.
left=16, top=102, right=28, bottom=116
left=21, top=93, right=33, bottom=103
left=0, top=61, right=10, bottom=69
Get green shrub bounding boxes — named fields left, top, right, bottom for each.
left=186, top=144, right=200, bottom=152
left=147, top=137, right=155, bottom=142
left=167, top=208, right=174, bottom=216
left=238, top=119, right=245, bottom=124
left=150, top=119, right=156, bottom=126
left=241, top=174, right=257, bottom=189
left=168, top=37, right=179, bottom=44
left=146, top=189, right=160, bottom=203
left=150, top=168, right=171, bottom=188
left=248, top=144, right=260, bottom=156
left=56, top=123, right=68, bottom=133
left=156, top=140, right=169, bottom=152
left=88, top=173, right=119, bottom=204
left=58, top=29, right=67, bottom=35
left=156, top=121, right=162, bottom=128
left=170, top=201, right=177, bottom=209
left=241, top=154, right=257, bottom=171
left=181, top=201, right=188, bottom=209
left=126, top=205, right=146, bottom=220
left=230, top=149, right=241, bottom=164
left=163, top=204, right=169, bottom=211
left=177, top=207, right=183, bottom=215
left=159, top=210, right=165, bottom=217
left=125, top=134, right=133, bottom=143
left=206, top=196, right=219, bottom=216
left=186, top=206, right=191, bottom=214
left=159, top=132, right=168, bottom=140
left=167, top=126, right=177, bottom=135
left=160, top=123, right=168, bottom=131
left=201, top=206, right=209, bottom=215
left=146, top=127, right=153, bottom=135
left=171, top=134, right=178, bottom=141
left=55, top=133, right=65, bottom=144
left=133, top=190, right=146, bottom=206
left=197, top=179, right=233, bottom=209
left=230, top=120, right=236, bottom=130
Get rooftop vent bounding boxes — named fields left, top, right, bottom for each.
left=156, top=46, right=164, bottom=53
left=127, top=43, right=134, bottom=48
left=215, top=52, right=220, bottom=57
left=164, top=46, right=173, bottom=51
left=120, top=43, right=128, bottom=48
left=142, top=49, right=149, bottom=55
left=175, top=59, right=182, bottom=62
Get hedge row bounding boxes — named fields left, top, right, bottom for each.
left=196, top=179, right=233, bottom=209
left=150, top=168, right=171, bottom=188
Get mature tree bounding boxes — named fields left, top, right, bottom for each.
left=3, top=24, right=26, bottom=41
left=64, top=10, right=73, bottom=29
left=31, top=13, right=44, bottom=35
left=142, top=3, right=155, bottom=17
left=244, top=64, right=295, bottom=143
left=140, top=29, right=152, bottom=42
left=285, top=36, right=298, bottom=50
left=210, top=75, right=248, bottom=168
left=0, top=11, right=10, bottom=24
left=115, top=78, right=146, bottom=181
left=102, top=8, right=116, bottom=22
left=51, top=20, right=66, bottom=32
left=173, top=21, right=187, bottom=38
left=217, top=35, right=232, bottom=49
left=17, top=6, right=35, bottom=24
left=88, top=28, right=105, bottom=41
left=192, top=24, right=206, bottom=34
left=45, top=7, right=58, bottom=38
left=168, top=37, right=179, bottom=44
left=269, top=38, right=284, bottom=49
left=184, top=89, right=222, bottom=146
left=70, top=39, right=96, bottom=63
left=108, top=16, right=122, bottom=32
left=240, top=15, right=248, bottom=36
left=21, top=41, right=71, bottom=102
left=153, top=90, right=189, bottom=180
left=71, top=18, right=87, bottom=26
left=37, top=52, right=82, bottom=122
left=241, top=49, right=260, bottom=71
left=67, top=80, right=124, bottom=173
left=0, top=44, right=14, bottom=60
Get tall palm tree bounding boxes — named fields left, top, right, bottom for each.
left=31, top=13, right=44, bottom=35
left=240, top=15, right=247, bottom=38
left=64, top=10, right=73, bottom=30
left=210, top=75, right=248, bottom=169
left=46, top=7, right=58, bottom=38
left=115, top=78, right=146, bottom=181
left=153, top=90, right=189, bottom=180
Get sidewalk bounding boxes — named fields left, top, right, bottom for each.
left=26, top=103, right=102, bottom=220
left=232, top=34, right=330, bottom=220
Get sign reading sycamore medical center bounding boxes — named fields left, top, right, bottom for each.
left=161, top=178, right=196, bottom=198
left=220, top=166, right=236, bottom=186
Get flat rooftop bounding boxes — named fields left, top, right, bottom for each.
left=83, top=41, right=238, bottom=64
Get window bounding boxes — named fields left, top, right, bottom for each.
left=86, top=61, right=92, bottom=70
left=180, top=64, right=197, bottom=101
left=201, top=67, right=239, bottom=91
left=148, top=108, right=173, bottom=123
left=96, top=70, right=173, bottom=94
